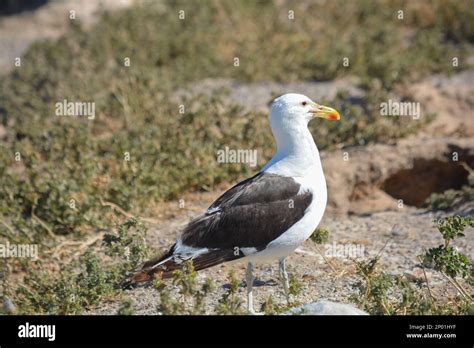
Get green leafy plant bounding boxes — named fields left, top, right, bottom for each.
left=310, top=227, right=329, bottom=244
left=0, top=259, right=15, bottom=314
left=352, top=218, right=473, bottom=316
left=16, top=251, right=117, bottom=314
left=352, top=256, right=396, bottom=314
left=422, top=215, right=473, bottom=300
left=352, top=255, right=456, bottom=315
left=117, top=298, right=135, bottom=315
left=260, top=283, right=304, bottom=315
left=260, top=295, right=278, bottom=315
left=215, top=271, right=244, bottom=315
left=424, top=174, right=474, bottom=211
left=155, top=260, right=215, bottom=315
left=288, top=274, right=303, bottom=298
left=103, top=217, right=149, bottom=275
left=14, top=217, right=150, bottom=314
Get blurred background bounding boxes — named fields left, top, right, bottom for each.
left=0, top=0, right=472, bottom=315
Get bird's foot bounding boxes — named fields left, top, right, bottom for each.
left=248, top=308, right=264, bottom=315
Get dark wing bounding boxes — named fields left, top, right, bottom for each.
left=181, top=172, right=313, bottom=250
left=121, top=172, right=313, bottom=287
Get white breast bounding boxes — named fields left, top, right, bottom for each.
left=246, top=167, right=327, bottom=263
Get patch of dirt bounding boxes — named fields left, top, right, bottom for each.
left=322, top=137, right=474, bottom=214
left=405, top=70, right=474, bottom=137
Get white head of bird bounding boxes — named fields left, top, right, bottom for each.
left=269, top=93, right=340, bottom=158
left=271, top=93, right=340, bottom=125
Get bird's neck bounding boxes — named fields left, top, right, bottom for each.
left=263, top=125, right=323, bottom=178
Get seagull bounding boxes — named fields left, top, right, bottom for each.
left=122, top=93, right=340, bottom=313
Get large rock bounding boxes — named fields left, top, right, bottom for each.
left=285, top=300, right=368, bottom=315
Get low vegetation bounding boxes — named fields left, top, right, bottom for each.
left=352, top=215, right=473, bottom=315
left=424, top=173, right=474, bottom=211
left=422, top=216, right=473, bottom=298
left=12, top=218, right=148, bottom=314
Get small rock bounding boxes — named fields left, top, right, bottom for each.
left=2, top=298, right=16, bottom=314
left=390, top=224, right=406, bottom=237
left=285, top=300, right=368, bottom=315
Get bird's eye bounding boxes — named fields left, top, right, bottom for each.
left=301, top=101, right=307, bottom=106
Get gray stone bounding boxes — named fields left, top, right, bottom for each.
left=285, top=300, right=368, bottom=315
left=2, top=298, right=16, bottom=314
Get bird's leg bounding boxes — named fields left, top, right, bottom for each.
left=246, top=262, right=256, bottom=314
left=279, top=258, right=290, bottom=304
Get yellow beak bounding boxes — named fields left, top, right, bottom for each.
left=309, top=102, right=340, bottom=121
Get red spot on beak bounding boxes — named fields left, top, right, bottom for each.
left=328, top=113, right=339, bottom=121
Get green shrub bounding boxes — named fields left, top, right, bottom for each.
left=16, top=251, right=117, bottom=314
left=424, top=174, right=474, bottom=211
left=353, top=216, right=473, bottom=317
left=117, top=298, right=135, bottom=315
left=215, top=271, right=244, bottom=315
left=310, top=227, right=330, bottom=244
left=103, top=217, right=149, bottom=275
left=422, top=216, right=473, bottom=282
left=351, top=255, right=470, bottom=315
left=15, top=217, right=149, bottom=314
left=155, top=260, right=215, bottom=315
